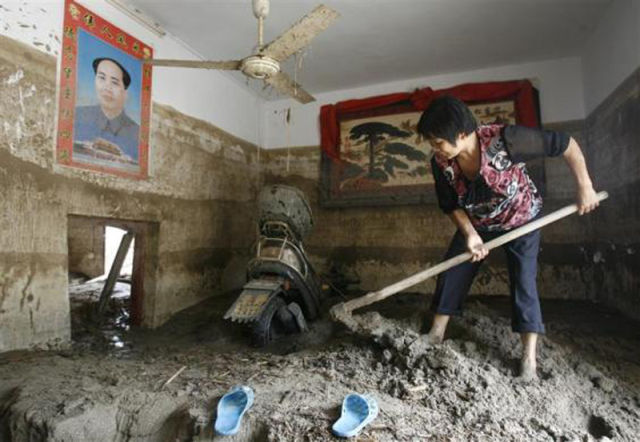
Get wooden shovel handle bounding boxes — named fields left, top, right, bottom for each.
left=339, top=191, right=608, bottom=314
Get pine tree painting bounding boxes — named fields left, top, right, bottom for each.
left=339, top=112, right=431, bottom=191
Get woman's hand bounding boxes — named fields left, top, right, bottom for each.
left=577, top=185, right=599, bottom=215
left=466, top=232, right=488, bottom=262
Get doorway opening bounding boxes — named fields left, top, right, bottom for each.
left=67, top=215, right=157, bottom=348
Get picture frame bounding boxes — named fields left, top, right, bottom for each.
left=56, top=0, right=153, bottom=179
left=319, top=80, right=541, bottom=208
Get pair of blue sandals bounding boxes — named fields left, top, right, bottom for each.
left=214, top=385, right=379, bottom=438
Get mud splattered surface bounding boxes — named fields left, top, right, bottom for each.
left=1, top=292, right=640, bottom=441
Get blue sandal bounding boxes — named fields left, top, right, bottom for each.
left=214, top=385, right=254, bottom=436
left=332, top=393, right=379, bottom=438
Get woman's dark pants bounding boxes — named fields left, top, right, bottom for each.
left=430, top=228, right=545, bottom=334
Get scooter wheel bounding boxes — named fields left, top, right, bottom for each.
left=252, top=296, right=290, bottom=347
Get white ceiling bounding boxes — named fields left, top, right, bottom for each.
left=129, top=0, right=612, bottom=99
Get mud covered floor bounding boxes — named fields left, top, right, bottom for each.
left=1, top=292, right=640, bottom=441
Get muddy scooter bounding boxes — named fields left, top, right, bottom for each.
left=224, top=185, right=323, bottom=346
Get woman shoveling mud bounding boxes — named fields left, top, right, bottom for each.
left=416, top=95, right=600, bottom=380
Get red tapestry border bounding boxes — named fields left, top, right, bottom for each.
left=320, top=80, right=539, bottom=160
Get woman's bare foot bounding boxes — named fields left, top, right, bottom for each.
left=518, top=357, right=538, bottom=382
left=423, top=314, right=449, bottom=345
left=425, top=332, right=444, bottom=345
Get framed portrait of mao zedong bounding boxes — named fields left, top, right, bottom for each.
left=56, top=0, right=152, bottom=179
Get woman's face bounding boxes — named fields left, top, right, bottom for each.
left=428, top=137, right=461, bottom=160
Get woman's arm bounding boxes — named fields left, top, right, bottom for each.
left=563, top=137, right=599, bottom=215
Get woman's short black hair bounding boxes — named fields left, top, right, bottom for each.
left=417, top=95, right=477, bottom=144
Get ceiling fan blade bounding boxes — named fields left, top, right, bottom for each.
left=147, top=59, right=242, bottom=70
left=265, top=71, right=315, bottom=104
left=261, top=4, right=339, bottom=62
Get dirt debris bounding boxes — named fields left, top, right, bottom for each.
left=1, top=294, right=639, bottom=441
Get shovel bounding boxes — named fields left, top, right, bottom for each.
left=330, top=191, right=609, bottom=330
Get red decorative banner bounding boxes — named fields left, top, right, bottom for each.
left=56, top=0, right=153, bottom=179
left=321, top=80, right=539, bottom=161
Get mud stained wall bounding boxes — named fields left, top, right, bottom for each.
left=67, top=216, right=105, bottom=279
left=0, top=36, right=259, bottom=352
left=261, top=133, right=591, bottom=301
left=583, top=67, right=640, bottom=320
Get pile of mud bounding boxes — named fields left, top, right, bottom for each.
left=1, top=295, right=639, bottom=441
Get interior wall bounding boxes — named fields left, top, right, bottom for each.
left=0, top=36, right=260, bottom=352
left=67, top=216, right=105, bottom=278
left=578, top=0, right=640, bottom=320
left=581, top=0, right=640, bottom=114
left=582, top=67, right=640, bottom=320
left=263, top=56, right=585, bottom=150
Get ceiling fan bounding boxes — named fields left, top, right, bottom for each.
left=147, top=0, right=339, bottom=104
